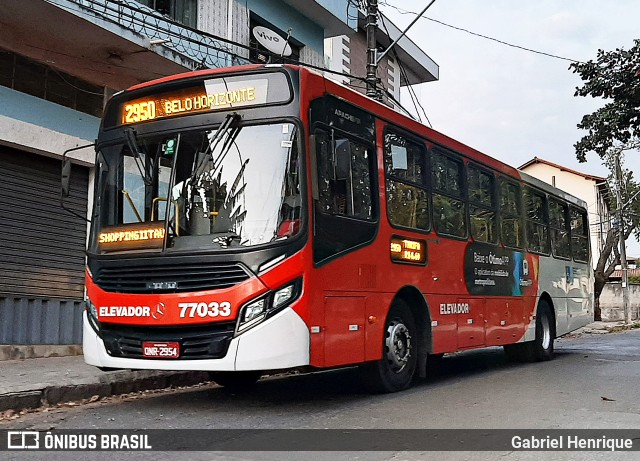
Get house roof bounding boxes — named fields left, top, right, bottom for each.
left=609, top=268, right=640, bottom=280
left=518, top=157, right=607, bottom=183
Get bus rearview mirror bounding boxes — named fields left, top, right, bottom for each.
left=61, top=158, right=71, bottom=198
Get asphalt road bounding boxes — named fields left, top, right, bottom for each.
left=3, top=329, right=640, bottom=461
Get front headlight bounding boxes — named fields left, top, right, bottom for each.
left=85, top=299, right=98, bottom=319
left=239, top=298, right=268, bottom=331
left=85, top=299, right=100, bottom=333
left=235, top=278, right=302, bottom=336
left=273, top=284, right=295, bottom=309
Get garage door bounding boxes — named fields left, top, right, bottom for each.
left=0, top=146, right=88, bottom=298
left=0, top=146, right=88, bottom=344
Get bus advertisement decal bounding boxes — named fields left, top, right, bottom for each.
left=464, top=242, right=537, bottom=296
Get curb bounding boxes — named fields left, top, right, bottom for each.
left=0, top=345, right=83, bottom=362
left=605, top=322, right=640, bottom=333
left=0, top=371, right=211, bottom=413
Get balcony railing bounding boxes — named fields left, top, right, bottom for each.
left=45, top=0, right=251, bottom=70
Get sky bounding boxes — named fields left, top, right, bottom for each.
left=380, top=0, right=640, bottom=255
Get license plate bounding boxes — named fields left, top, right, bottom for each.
left=142, top=341, right=179, bottom=359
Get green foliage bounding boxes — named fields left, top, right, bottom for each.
left=629, top=274, right=640, bottom=284
left=570, top=39, right=640, bottom=161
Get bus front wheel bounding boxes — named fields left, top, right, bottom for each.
left=361, top=300, right=417, bottom=393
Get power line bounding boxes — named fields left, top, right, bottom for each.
left=49, top=67, right=105, bottom=96
left=378, top=0, right=583, bottom=64
left=43, top=0, right=421, bottom=115
left=382, top=87, right=419, bottom=120
left=44, top=0, right=365, bottom=86
left=379, top=12, right=432, bottom=127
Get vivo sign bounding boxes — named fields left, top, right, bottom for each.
left=252, top=26, right=292, bottom=57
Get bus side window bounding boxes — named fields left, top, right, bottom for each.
left=384, top=131, right=429, bottom=230
left=549, top=198, right=571, bottom=259
left=499, top=179, right=523, bottom=248
left=468, top=165, right=497, bottom=243
left=431, top=149, right=466, bottom=238
left=570, top=207, right=589, bottom=262
left=315, top=131, right=373, bottom=220
left=524, top=187, right=550, bottom=254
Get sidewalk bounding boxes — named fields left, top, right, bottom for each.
left=0, top=355, right=210, bottom=415
left=574, top=320, right=640, bottom=335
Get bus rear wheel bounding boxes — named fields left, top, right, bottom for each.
left=529, top=301, right=555, bottom=361
left=209, top=371, right=262, bottom=391
left=361, top=300, right=417, bottom=393
left=504, top=301, right=554, bottom=362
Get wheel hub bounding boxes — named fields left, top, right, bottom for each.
left=385, top=320, right=412, bottom=373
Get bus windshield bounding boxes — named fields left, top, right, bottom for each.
left=91, top=120, right=302, bottom=253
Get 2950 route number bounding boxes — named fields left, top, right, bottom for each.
left=178, top=302, right=231, bottom=318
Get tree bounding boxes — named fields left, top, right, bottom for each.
left=571, top=40, right=640, bottom=319
left=569, top=39, right=640, bottom=162
left=590, top=152, right=640, bottom=319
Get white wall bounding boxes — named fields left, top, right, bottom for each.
left=600, top=283, right=640, bottom=321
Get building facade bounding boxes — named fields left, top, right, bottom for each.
left=519, top=157, right=611, bottom=270
left=324, top=11, right=439, bottom=106
left=0, top=0, right=354, bottom=349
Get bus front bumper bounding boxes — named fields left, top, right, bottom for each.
left=83, top=307, right=310, bottom=371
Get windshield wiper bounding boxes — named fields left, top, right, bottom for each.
left=192, top=113, right=241, bottom=183
left=125, top=128, right=153, bottom=186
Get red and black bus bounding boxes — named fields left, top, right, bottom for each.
left=76, top=64, right=592, bottom=392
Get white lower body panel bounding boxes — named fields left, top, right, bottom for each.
left=83, top=307, right=310, bottom=371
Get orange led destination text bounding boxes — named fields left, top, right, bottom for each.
left=99, top=227, right=165, bottom=244
left=122, top=87, right=256, bottom=124
left=390, top=238, right=426, bottom=263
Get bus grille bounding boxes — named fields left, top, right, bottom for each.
left=93, top=262, right=251, bottom=293
left=100, top=322, right=235, bottom=360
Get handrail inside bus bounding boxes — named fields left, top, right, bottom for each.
left=151, top=197, right=180, bottom=236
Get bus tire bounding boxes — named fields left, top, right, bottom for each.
left=361, top=300, right=417, bottom=393
left=504, top=302, right=555, bottom=362
left=529, top=301, right=555, bottom=361
left=209, top=371, right=262, bottom=391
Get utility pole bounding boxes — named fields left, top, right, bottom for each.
left=365, top=0, right=437, bottom=101
left=615, top=152, right=631, bottom=324
left=365, top=0, right=381, bottom=100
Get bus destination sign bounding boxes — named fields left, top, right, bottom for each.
left=120, top=77, right=269, bottom=125
left=390, top=237, right=427, bottom=265
left=98, top=223, right=166, bottom=251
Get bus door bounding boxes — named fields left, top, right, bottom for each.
left=456, top=298, right=485, bottom=348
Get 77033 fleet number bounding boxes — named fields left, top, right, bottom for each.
left=178, top=302, right=232, bottom=318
